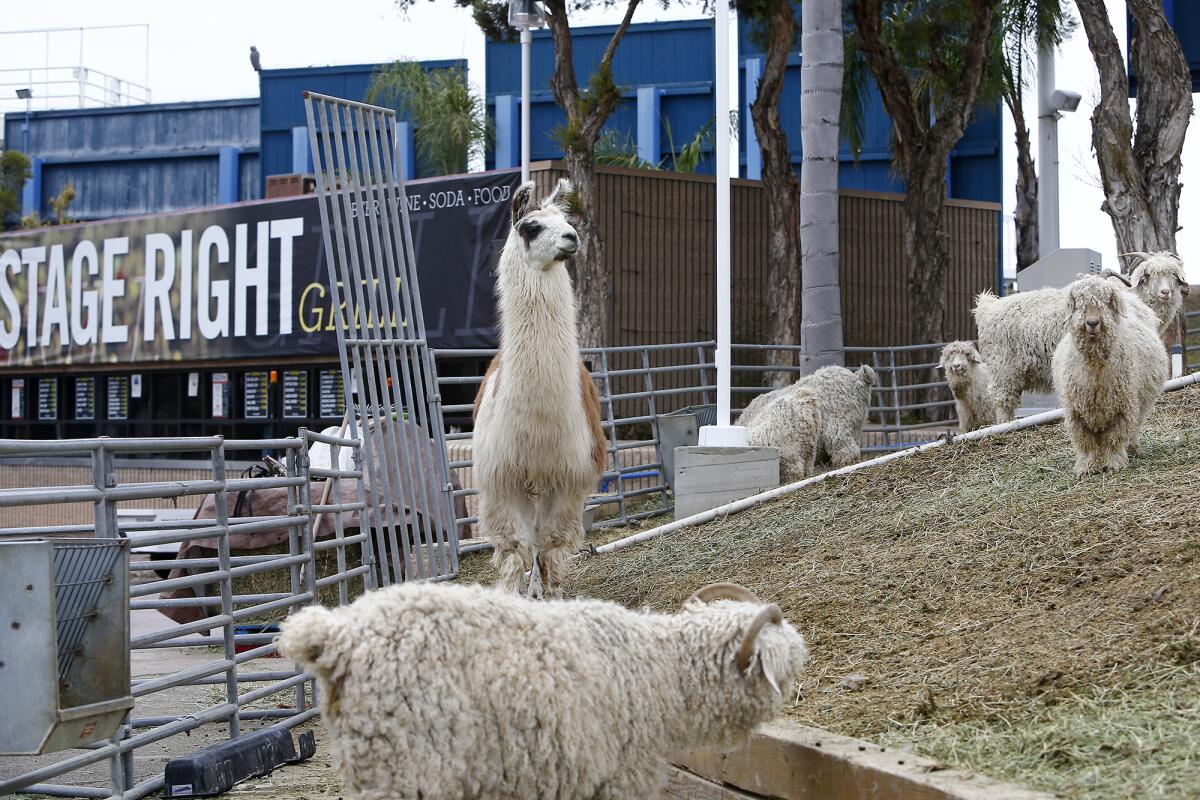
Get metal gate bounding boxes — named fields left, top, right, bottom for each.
left=303, top=92, right=459, bottom=584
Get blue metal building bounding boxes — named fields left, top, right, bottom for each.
left=3, top=98, right=260, bottom=221
left=738, top=16, right=1003, bottom=203
left=486, top=20, right=719, bottom=172
left=486, top=17, right=1002, bottom=203
left=257, top=60, right=466, bottom=190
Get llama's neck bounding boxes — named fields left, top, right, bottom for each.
left=496, top=235, right=581, bottom=376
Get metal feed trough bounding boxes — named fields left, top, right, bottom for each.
left=0, top=538, right=132, bottom=755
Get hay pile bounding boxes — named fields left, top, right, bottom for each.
left=460, top=385, right=1200, bottom=798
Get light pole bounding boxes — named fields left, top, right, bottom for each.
left=509, top=0, right=546, bottom=183
left=1036, top=45, right=1080, bottom=260
left=698, top=0, right=745, bottom=447
left=16, top=88, right=33, bottom=152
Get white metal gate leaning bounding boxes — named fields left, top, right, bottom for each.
left=304, top=92, right=459, bottom=584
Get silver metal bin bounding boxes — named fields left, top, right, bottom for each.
left=0, top=538, right=132, bottom=755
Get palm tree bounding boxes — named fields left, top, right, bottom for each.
left=799, top=0, right=845, bottom=374
left=367, top=61, right=491, bottom=176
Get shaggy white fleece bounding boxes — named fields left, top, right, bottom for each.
left=1052, top=276, right=1168, bottom=476
left=278, top=581, right=809, bottom=800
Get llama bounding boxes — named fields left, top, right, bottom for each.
left=472, top=180, right=607, bottom=599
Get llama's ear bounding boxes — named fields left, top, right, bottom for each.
left=542, top=178, right=576, bottom=212
left=511, top=181, right=535, bottom=225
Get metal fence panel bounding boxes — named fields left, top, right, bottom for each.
left=0, top=434, right=373, bottom=799
left=304, top=92, right=458, bottom=584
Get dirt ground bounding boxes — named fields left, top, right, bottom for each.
left=460, top=384, right=1200, bottom=798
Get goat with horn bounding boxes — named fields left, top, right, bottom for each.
left=279, top=580, right=809, bottom=800
left=1104, top=251, right=1190, bottom=336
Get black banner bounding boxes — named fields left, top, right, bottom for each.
left=0, top=170, right=517, bottom=367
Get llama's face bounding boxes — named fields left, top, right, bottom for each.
left=939, top=342, right=980, bottom=378
left=1067, top=277, right=1123, bottom=343
left=510, top=179, right=579, bottom=271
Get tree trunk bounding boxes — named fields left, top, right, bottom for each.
left=903, top=161, right=952, bottom=344
left=750, top=0, right=802, bottom=387
left=1075, top=0, right=1191, bottom=255
left=543, top=0, right=641, bottom=348
left=799, top=0, right=845, bottom=374
left=1005, top=88, right=1039, bottom=271
left=566, top=150, right=608, bottom=348
left=852, top=0, right=1000, bottom=347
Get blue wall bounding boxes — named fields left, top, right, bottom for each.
left=1129, top=2, right=1200, bottom=93
left=258, top=60, right=465, bottom=191
left=486, top=17, right=1001, bottom=202
left=486, top=19, right=718, bottom=173
left=737, top=13, right=1002, bottom=203
left=3, top=98, right=260, bottom=220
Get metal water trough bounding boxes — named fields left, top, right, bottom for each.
left=657, top=405, right=716, bottom=490
left=0, top=539, right=132, bottom=755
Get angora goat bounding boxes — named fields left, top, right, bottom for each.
left=278, top=581, right=809, bottom=800
left=1103, top=251, right=1189, bottom=335
left=1051, top=277, right=1168, bottom=477
left=938, top=341, right=996, bottom=433
left=974, top=283, right=1161, bottom=423
left=745, top=386, right=822, bottom=482
left=740, top=365, right=875, bottom=469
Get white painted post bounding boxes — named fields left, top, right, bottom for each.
left=698, top=0, right=747, bottom=447
left=521, top=28, right=532, bottom=183
left=1037, top=45, right=1060, bottom=259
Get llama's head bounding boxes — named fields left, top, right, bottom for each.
left=508, top=179, right=579, bottom=271
left=1067, top=276, right=1124, bottom=354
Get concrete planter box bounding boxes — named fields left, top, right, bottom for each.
left=673, top=446, right=779, bottom=520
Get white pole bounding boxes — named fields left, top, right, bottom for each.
left=1037, top=44, right=1059, bottom=259
left=520, top=28, right=532, bottom=184
left=698, top=0, right=746, bottom=447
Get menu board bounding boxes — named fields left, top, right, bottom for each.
left=74, top=376, right=96, bottom=420
left=319, top=370, right=345, bottom=419
left=38, top=378, right=59, bottom=421
left=212, top=373, right=231, bottom=419
left=11, top=378, right=25, bottom=419
left=107, top=376, right=129, bottom=420
left=244, top=371, right=270, bottom=419
left=283, top=371, right=309, bottom=419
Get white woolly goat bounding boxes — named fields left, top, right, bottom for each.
left=473, top=180, right=606, bottom=599
left=938, top=341, right=996, bottom=433
left=742, top=365, right=876, bottom=469
left=278, top=581, right=809, bottom=800
left=1051, top=277, right=1168, bottom=477
left=974, top=283, right=1161, bottom=423
left=1102, top=251, right=1190, bottom=335
left=745, top=386, right=822, bottom=482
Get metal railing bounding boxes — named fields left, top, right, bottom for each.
left=0, top=432, right=372, bottom=799
left=731, top=342, right=959, bottom=452
left=305, top=91, right=459, bottom=583
left=436, top=341, right=716, bottom=539
left=1185, top=309, right=1199, bottom=373
left=0, top=66, right=151, bottom=112
left=434, top=340, right=962, bottom=539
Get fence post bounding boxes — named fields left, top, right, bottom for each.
left=597, top=350, right=625, bottom=524
left=641, top=347, right=670, bottom=512
left=888, top=348, right=901, bottom=441
left=210, top=439, right=239, bottom=739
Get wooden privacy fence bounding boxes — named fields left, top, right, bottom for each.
left=531, top=160, right=1001, bottom=403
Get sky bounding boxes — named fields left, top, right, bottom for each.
left=1, top=0, right=1196, bottom=281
